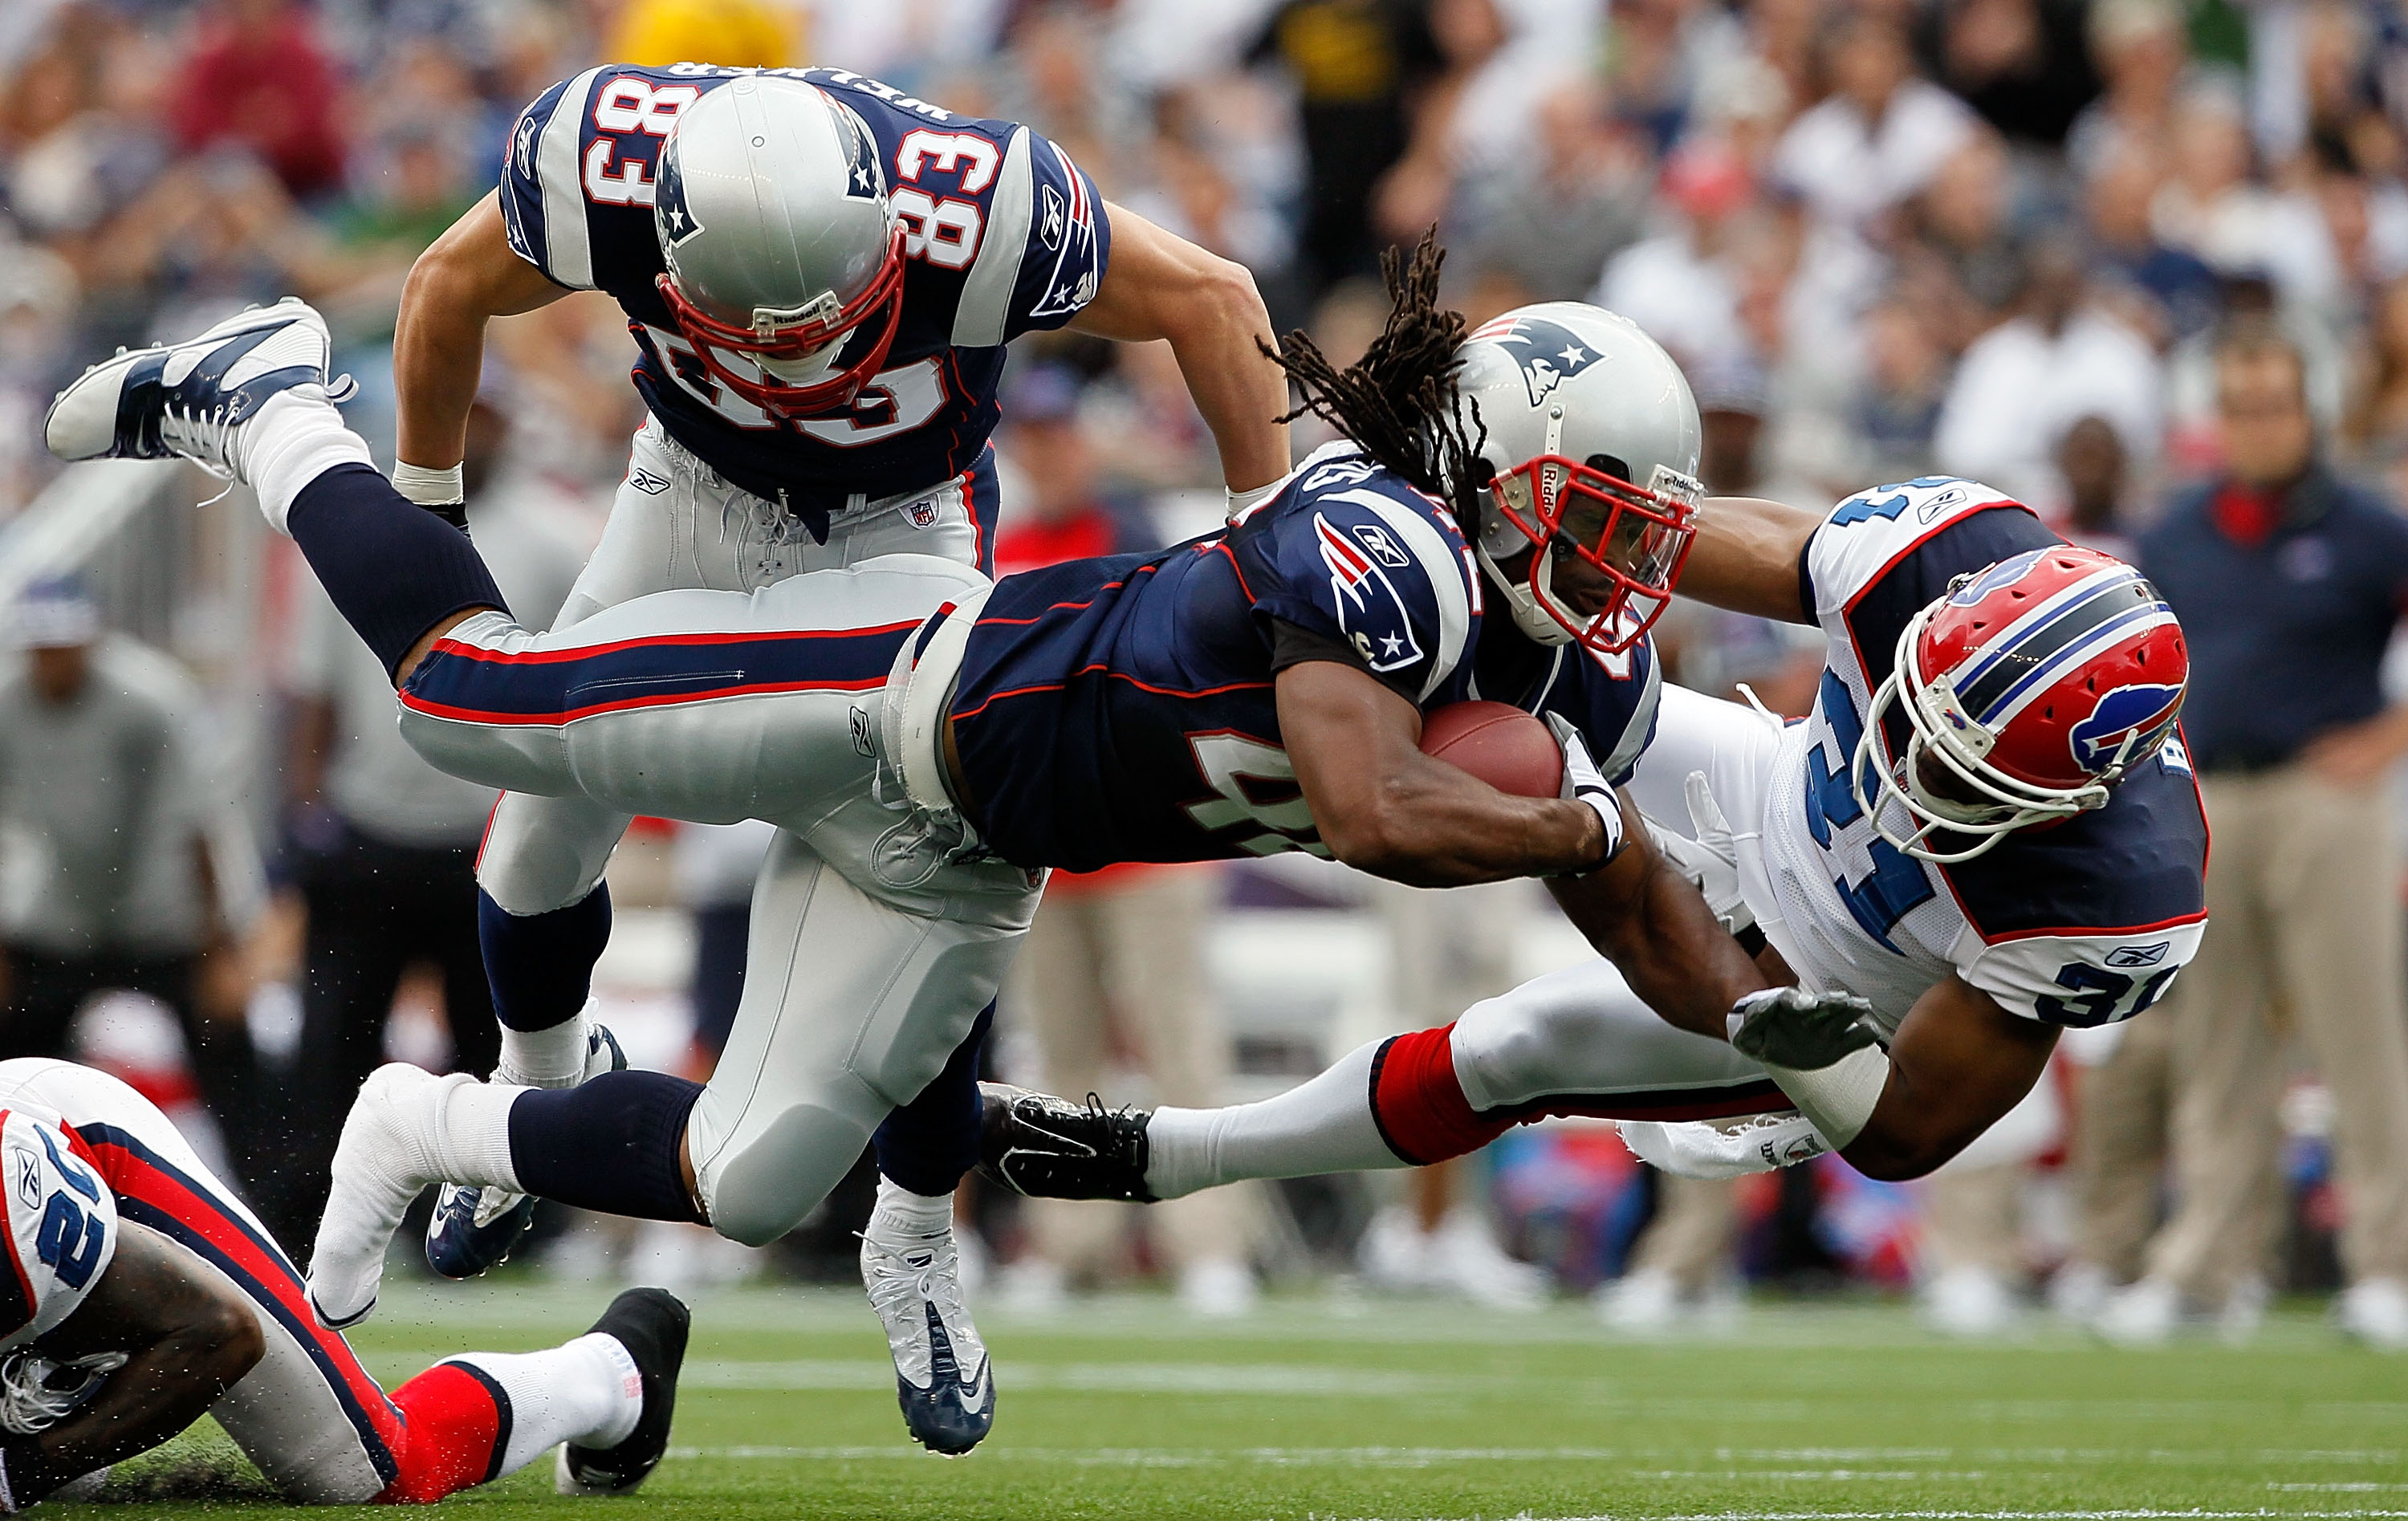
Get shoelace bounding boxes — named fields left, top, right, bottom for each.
left=160, top=372, right=358, bottom=500
left=0, top=1350, right=128, bottom=1435
left=860, top=1230, right=969, bottom=1323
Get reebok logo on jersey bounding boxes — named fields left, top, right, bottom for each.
left=2069, top=682, right=2184, bottom=774
left=1039, top=185, right=1065, bottom=250
left=1302, top=458, right=1377, bottom=494
left=2106, top=941, right=2170, bottom=967
left=1351, top=522, right=1410, bottom=568
left=1470, top=315, right=1605, bottom=406
left=850, top=705, right=874, bottom=757
left=512, top=112, right=538, bottom=177
left=628, top=468, right=672, bottom=495
left=11, top=1147, right=35, bottom=1210
left=1316, top=514, right=1422, bottom=674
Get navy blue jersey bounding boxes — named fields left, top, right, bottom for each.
left=497, top=63, right=1108, bottom=532
left=1759, top=476, right=2210, bottom=1027
left=949, top=445, right=1661, bottom=872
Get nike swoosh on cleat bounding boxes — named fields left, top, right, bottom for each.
left=957, top=1362, right=991, bottom=1415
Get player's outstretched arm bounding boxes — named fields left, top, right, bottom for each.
left=1838, top=976, right=2059, bottom=1180
left=1674, top=495, right=1822, bottom=625
left=4, top=1222, right=262, bottom=1505
left=394, top=193, right=570, bottom=480
left=1545, top=815, right=1780, bottom=1041
left=1069, top=205, right=1291, bottom=497
left=1280, top=661, right=1608, bottom=885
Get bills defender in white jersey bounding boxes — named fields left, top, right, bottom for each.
left=0, top=1059, right=686, bottom=1509
left=976, top=476, right=2210, bottom=1203
left=388, top=63, right=1288, bottom=1452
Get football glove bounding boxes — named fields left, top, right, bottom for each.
left=1546, top=714, right=1625, bottom=868
left=1727, top=986, right=1882, bottom=1069
left=1644, top=770, right=1755, bottom=937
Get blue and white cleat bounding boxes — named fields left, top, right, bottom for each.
left=425, top=1023, right=625, bottom=1280
left=861, top=1218, right=993, bottom=1454
left=43, top=297, right=349, bottom=476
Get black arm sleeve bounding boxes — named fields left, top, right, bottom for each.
left=1267, top=617, right=1420, bottom=704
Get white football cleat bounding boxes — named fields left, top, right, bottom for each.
left=860, top=1217, right=993, bottom=1454
left=2091, top=1275, right=2180, bottom=1346
left=44, top=298, right=349, bottom=478
left=2336, top=1277, right=2408, bottom=1351
left=308, top=1063, right=466, bottom=1328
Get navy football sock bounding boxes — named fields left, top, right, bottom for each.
left=287, top=462, right=506, bottom=678
left=479, top=886, right=612, bottom=1032
left=510, top=1072, right=707, bottom=1225
left=871, top=1002, right=994, bottom=1196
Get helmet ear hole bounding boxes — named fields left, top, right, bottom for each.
left=1585, top=453, right=1631, bottom=481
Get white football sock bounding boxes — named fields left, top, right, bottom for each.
left=866, top=1177, right=954, bottom=1238
left=1144, top=1040, right=1402, bottom=1199
left=442, top=1333, right=642, bottom=1476
left=246, top=390, right=372, bottom=535
left=498, top=999, right=595, bottom=1089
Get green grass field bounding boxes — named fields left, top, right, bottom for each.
left=59, top=1280, right=2408, bottom=1519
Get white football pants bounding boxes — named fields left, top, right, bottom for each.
left=397, top=554, right=1042, bottom=1244
left=477, top=415, right=996, bottom=915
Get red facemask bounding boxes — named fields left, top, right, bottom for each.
left=653, top=222, right=908, bottom=418
left=1483, top=453, right=1699, bottom=653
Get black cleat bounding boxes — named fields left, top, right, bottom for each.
left=975, top=1083, right=1156, bottom=1202
left=555, top=1287, right=690, bottom=1496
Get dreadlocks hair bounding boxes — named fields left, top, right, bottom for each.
left=1263, top=230, right=1489, bottom=524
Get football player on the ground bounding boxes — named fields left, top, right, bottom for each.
left=0, top=1057, right=687, bottom=1510
left=46, top=246, right=1868, bottom=1434
left=390, top=63, right=1290, bottom=1450
left=973, top=475, right=2210, bottom=1208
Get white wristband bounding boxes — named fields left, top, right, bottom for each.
left=1226, top=480, right=1282, bottom=519
left=393, top=461, right=466, bottom=507
left=1755, top=1042, right=1889, bottom=1148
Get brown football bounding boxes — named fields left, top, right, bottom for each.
left=1418, top=701, right=1564, bottom=798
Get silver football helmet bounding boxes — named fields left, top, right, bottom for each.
left=653, top=75, right=905, bottom=416
left=1454, top=303, right=1704, bottom=653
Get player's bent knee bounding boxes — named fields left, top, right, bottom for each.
left=697, top=1104, right=877, bottom=1247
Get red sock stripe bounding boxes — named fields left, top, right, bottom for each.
left=72, top=1126, right=404, bottom=1478
left=380, top=1363, right=507, bottom=1505
left=1368, top=1025, right=1515, bottom=1166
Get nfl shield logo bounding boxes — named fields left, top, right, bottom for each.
left=909, top=500, right=940, bottom=528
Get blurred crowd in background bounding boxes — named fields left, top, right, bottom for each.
left=0, top=0, right=2404, bottom=1338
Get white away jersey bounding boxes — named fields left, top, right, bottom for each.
left=1753, top=477, right=2209, bottom=1029
left=0, top=1098, right=117, bottom=1352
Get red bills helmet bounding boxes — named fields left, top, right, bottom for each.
left=1853, top=544, right=2188, bottom=863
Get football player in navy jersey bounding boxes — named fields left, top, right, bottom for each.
left=974, top=476, right=2212, bottom=1218
left=383, top=63, right=1291, bottom=1441
left=45, top=250, right=1872, bottom=1448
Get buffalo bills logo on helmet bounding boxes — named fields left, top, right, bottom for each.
left=2069, top=683, right=2184, bottom=775
left=1473, top=316, right=1606, bottom=407
left=656, top=140, right=702, bottom=245
left=1948, top=548, right=2049, bottom=608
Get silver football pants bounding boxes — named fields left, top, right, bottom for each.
left=397, top=554, right=1042, bottom=1244
left=476, top=415, right=995, bottom=915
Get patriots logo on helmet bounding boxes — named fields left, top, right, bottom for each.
left=1471, top=315, right=1605, bottom=407
left=2069, top=682, right=2183, bottom=775
left=656, top=141, right=702, bottom=245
